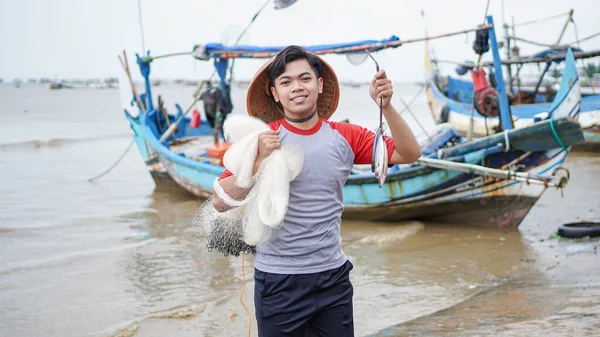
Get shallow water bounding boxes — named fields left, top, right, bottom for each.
left=0, top=83, right=598, bottom=337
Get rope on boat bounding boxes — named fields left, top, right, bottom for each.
left=416, top=156, right=568, bottom=188
left=508, top=32, right=600, bottom=49
left=510, top=11, right=571, bottom=28
left=570, top=20, right=597, bottom=95
left=503, top=130, right=511, bottom=152
left=549, top=118, right=569, bottom=153
left=137, top=0, right=146, bottom=54
left=397, top=85, right=433, bottom=142
left=87, top=139, right=135, bottom=182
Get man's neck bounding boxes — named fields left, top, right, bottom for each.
left=285, top=111, right=319, bottom=130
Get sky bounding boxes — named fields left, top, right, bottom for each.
left=1, top=0, right=599, bottom=83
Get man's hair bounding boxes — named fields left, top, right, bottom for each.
left=267, top=46, right=323, bottom=86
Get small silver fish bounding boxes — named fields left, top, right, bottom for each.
left=371, top=126, right=388, bottom=188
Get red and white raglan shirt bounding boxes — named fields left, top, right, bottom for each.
left=219, top=118, right=395, bottom=274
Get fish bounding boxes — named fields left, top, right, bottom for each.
left=371, top=126, right=388, bottom=188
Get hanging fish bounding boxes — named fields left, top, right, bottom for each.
left=365, top=48, right=389, bottom=188
left=371, top=126, right=388, bottom=188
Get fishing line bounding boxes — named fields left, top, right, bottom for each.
left=240, top=253, right=251, bottom=337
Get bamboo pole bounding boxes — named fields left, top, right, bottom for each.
left=416, top=156, right=567, bottom=188
left=118, top=50, right=145, bottom=111
left=159, top=83, right=206, bottom=142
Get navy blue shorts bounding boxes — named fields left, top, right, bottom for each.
left=254, top=260, right=354, bottom=337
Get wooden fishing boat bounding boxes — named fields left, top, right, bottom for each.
left=121, top=16, right=583, bottom=228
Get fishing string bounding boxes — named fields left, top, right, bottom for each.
left=240, top=253, right=251, bottom=337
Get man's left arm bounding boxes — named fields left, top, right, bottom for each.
left=383, top=104, right=421, bottom=164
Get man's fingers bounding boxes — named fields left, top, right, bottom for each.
left=374, top=79, right=392, bottom=87
left=376, top=84, right=393, bottom=93
left=377, top=89, right=393, bottom=98
left=373, top=69, right=387, bottom=80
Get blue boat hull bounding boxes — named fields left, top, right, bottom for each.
left=124, top=108, right=570, bottom=228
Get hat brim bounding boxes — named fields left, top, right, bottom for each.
left=246, top=54, right=340, bottom=124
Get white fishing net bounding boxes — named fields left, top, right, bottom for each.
left=193, top=115, right=303, bottom=257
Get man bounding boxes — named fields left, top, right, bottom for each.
left=213, top=46, right=421, bottom=336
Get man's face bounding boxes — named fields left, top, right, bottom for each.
left=270, top=59, right=323, bottom=119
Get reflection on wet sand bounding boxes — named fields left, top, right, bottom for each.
left=112, top=191, right=536, bottom=336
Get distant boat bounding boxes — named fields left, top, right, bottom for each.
left=120, top=16, right=583, bottom=228
left=49, top=82, right=63, bottom=90
left=47, top=80, right=117, bottom=90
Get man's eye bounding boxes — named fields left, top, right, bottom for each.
left=302, top=77, right=311, bottom=81
left=281, top=81, right=289, bottom=85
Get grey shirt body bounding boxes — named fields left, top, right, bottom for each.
left=250, top=118, right=394, bottom=274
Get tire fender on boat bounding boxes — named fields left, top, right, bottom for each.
left=438, top=105, right=450, bottom=123
left=557, top=221, right=600, bottom=238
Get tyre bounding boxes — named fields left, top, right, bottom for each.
left=439, top=105, right=450, bottom=123
left=557, top=221, right=600, bottom=238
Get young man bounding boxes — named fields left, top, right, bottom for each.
left=213, top=46, right=421, bottom=336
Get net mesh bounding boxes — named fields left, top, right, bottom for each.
left=193, top=198, right=256, bottom=257
left=192, top=115, right=303, bottom=257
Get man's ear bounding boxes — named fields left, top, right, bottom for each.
left=270, top=86, right=280, bottom=102
left=318, top=77, right=323, bottom=94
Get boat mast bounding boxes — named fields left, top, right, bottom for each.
left=503, top=22, right=514, bottom=94
left=486, top=15, right=513, bottom=131
left=501, top=0, right=514, bottom=94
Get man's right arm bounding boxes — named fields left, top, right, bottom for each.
left=212, top=160, right=262, bottom=212
left=212, top=129, right=281, bottom=212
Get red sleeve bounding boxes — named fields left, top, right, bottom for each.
left=327, top=121, right=395, bottom=165
left=217, top=119, right=283, bottom=180
left=217, top=169, right=233, bottom=181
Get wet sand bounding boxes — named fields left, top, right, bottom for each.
left=370, top=152, right=600, bottom=336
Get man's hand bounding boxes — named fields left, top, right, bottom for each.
left=369, top=69, right=393, bottom=109
left=254, top=130, right=281, bottom=173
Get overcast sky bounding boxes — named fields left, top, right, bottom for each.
left=1, top=0, right=599, bottom=83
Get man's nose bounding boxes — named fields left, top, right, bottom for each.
left=291, top=80, right=304, bottom=92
